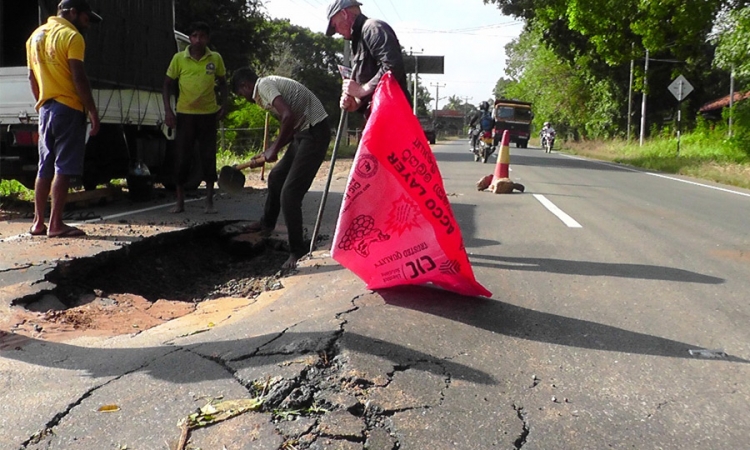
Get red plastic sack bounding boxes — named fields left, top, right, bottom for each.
left=332, top=73, right=492, bottom=297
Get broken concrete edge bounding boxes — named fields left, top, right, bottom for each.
left=4, top=221, right=289, bottom=309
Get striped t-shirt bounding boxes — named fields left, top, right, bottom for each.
left=253, top=76, right=328, bottom=132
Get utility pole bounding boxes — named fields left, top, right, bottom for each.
left=627, top=43, right=634, bottom=142
left=729, top=64, right=735, bottom=138
left=430, top=82, right=446, bottom=112
left=409, top=48, right=423, bottom=116
left=639, top=49, right=649, bottom=147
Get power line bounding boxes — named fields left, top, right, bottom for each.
left=369, top=0, right=391, bottom=24
left=404, top=21, right=524, bottom=34
left=385, top=0, right=403, bottom=22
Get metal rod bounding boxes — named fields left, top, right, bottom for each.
left=261, top=112, right=270, bottom=180
left=309, top=110, right=348, bottom=254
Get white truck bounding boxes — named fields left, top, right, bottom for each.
left=0, top=0, right=193, bottom=194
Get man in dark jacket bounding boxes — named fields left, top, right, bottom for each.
left=325, top=0, right=410, bottom=116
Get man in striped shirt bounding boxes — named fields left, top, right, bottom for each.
left=231, top=67, right=331, bottom=270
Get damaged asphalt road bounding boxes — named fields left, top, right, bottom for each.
left=4, top=143, right=750, bottom=449
left=0, top=257, right=520, bottom=450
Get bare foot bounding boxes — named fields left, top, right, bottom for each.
left=170, top=205, right=185, bottom=214
left=29, top=224, right=47, bottom=236
left=242, top=220, right=273, bottom=236
left=48, top=225, right=86, bottom=238
left=281, top=254, right=299, bottom=270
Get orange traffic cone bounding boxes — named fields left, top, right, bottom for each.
left=488, top=130, right=524, bottom=194
left=493, top=131, right=511, bottom=180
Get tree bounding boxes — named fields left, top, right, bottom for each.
left=443, top=96, right=463, bottom=110
left=266, top=20, right=344, bottom=119
left=503, top=27, right=620, bottom=139
left=175, top=0, right=273, bottom=71
left=407, top=75, right=433, bottom=117
left=494, top=78, right=516, bottom=99
left=714, top=6, right=750, bottom=79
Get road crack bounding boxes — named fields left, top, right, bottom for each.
left=512, top=403, right=530, bottom=449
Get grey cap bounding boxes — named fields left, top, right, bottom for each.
left=326, top=0, right=362, bottom=36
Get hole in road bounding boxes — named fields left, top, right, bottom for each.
left=34, top=222, right=289, bottom=308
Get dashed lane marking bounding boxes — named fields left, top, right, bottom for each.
left=533, top=194, right=582, bottom=228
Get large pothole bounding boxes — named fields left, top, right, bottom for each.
left=7, top=222, right=291, bottom=341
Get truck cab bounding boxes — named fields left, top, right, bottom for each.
left=492, top=99, right=533, bottom=148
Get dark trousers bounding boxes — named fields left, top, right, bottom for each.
left=174, top=113, right=218, bottom=186
left=262, top=118, right=331, bottom=258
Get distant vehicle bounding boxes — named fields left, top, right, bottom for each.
left=418, top=117, right=437, bottom=145
left=492, top=99, right=533, bottom=148
left=0, top=0, right=194, bottom=194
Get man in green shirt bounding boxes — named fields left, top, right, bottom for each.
left=163, top=22, right=228, bottom=213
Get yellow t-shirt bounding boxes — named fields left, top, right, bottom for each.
left=26, top=16, right=86, bottom=112
left=166, top=47, right=226, bottom=114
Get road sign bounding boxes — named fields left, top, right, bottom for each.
left=668, top=75, right=694, bottom=102
left=404, top=55, right=445, bottom=74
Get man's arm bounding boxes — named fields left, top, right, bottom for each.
left=216, top=75, right=229, bottom=119
left=28, top=70, right=40, bottom=102
left=263, top=95, right=297, bottom=162
left=344, top=21, right=405, bottom=99
left=162, top=76, right=177, bottom=129
left=69, top=59, right=99, bottom=136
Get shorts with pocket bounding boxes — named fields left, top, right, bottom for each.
left=38, top=100, right=87, bottom=179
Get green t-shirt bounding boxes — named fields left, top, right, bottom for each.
left=166, top=47, right=226, bottom=114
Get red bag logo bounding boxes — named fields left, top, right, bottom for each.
left=332, top=73, right=491, bottom=298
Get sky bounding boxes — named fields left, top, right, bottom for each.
left=262, top=0, right=525, bottom=110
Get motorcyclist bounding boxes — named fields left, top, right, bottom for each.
left=468, top=101, right=494, bottom=153
left=540, top=121, right=556, bottom=150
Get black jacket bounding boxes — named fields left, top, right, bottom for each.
left=350, top=14, right=410, bottom=114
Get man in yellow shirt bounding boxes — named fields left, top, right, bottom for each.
left=26, top=0, right=101, bottom=238
left=163, top=22, right=228, bottom=214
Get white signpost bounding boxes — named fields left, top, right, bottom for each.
left=668, top=75, right=694, bottom=155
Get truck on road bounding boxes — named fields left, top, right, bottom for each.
left=492, top=99, right=533, bottom=148
left=0, top=0, right=188, bottom=193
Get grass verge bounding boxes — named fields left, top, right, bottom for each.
left=561, top=132, right=750, bottom=190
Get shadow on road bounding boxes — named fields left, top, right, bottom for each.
left=471, top=254, right=724, bottom=284
left=378, top=286, right=747, bottom=363
left=0, top=330, right=496, bottom=385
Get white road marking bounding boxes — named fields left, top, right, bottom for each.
left=0, top=197, right=202, bottom=243
left=561, top=153, right=750, bottom=198
left=533, top=194, right=583, bottom=228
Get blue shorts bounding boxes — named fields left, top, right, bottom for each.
left=38, top=100, right=86, bottom=179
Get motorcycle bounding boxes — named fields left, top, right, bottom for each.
left=541, top=130, right=556, bottom=153
left=475, top=129, right=495, bottom=163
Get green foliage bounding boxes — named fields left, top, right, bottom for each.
left=713, top=7, right=750, bottom=79
left=407, top=75, right=433, bottom=117
left=0, top=180, right=31, bottom=200
left=174, top=0, right=273, bottom=70
left=501, top=28, right=620, bottom=139
left=266, top=20, right=344, bottom=118
left=494, top=77, right=516, bottom=99
left=485, top=0, right=745, bottom=139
